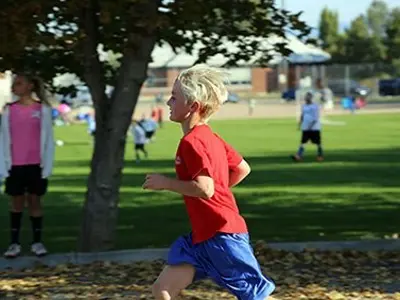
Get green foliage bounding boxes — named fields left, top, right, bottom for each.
left=367, top=0, right=389, bottom=38
left=392, top=59, right=400, bottom=77
left=0, top=0, right=310, bottom=95
left=385, top=8, right=400, bottom=63
left=318, top=0, right=399, bottom=64
left=344, top=15, right=386, bottom=63
left=318, top=7, right=339, bottom=53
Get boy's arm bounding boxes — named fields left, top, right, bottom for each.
left=143, top=138, right=215, bottom=198
left=143, top=171, right=215, bottom=199
left=229, top=159, right=251, bottom=187
left=298, top=113, right=303, bottom=130
left=166, top=170, right=214, bottom=199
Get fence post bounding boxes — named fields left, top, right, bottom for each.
left=311, top=65, right=318, bottom=89
left=320, top=65, right=326, bottom=85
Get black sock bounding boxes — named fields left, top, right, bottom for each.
left=30, top=216, right=43, bottom=244
left=10, top=212, right=22, bottom=245
left=317, top=145, right=324, bottom=157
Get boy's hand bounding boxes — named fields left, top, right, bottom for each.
left=143, top=173, right=169, bottom=190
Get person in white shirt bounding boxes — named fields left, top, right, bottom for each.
left=131, top=120, right=148, bottom=163
left=139, top=117, right=158, bottom=143
left=316, top=79, right=334, bottom=111
left=291, top=91, right=324, bottom=162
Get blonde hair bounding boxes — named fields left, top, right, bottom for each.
left=177, top=64, right=229, bottom=121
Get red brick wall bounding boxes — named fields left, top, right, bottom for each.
left=251, top=68, right=267, bottom=93
left=288, top=66, right=297, bottom=89
left=140, top=67, right=278, bottom=98
left=251, top=68, right=276, bottom=93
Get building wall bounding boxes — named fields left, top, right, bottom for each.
left=141, top=67, right=279, bottom=97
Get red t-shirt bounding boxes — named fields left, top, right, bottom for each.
left=175, top=124, right=248, bottom=244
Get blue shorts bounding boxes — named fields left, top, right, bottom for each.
left=167, top=233, right=275, bottom=300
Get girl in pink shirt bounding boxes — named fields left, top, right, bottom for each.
left=1, top=74, right=55, bottom=258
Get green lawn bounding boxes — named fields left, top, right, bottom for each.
left=0, top=113, right=399, bottom=253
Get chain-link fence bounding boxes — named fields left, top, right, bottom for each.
left=141, top=63, right=400, bottom=101
left=324, top=64, right=398, bottom=97
left=289, top=63, right=398, bottom=98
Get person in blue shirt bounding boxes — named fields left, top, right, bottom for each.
left=85, top=112, right=96, bottom=137
left=138, top=115, right=158, bottom=142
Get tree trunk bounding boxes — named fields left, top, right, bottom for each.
left=78, top=0, right=158, bottom=251
left=79, top=36, right=156, bottom=251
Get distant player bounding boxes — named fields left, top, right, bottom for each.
left=316, top=78, right=334, bottom=111
left=138, top=116, right=158, bottom=143
left=131, top=120, right=148, bottom=163
left=86, top=112, right=96, bottom=137
left=291, top=91, right=324, bottom=162
left=143, top=64, right=275, bottom=300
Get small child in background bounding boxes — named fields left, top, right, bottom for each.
left=248, top=98, right=256, bottom=116
left=86, top=113, right=96, bottom=138
left=131, top=120, right=148, bottom=163
left=139, top=116, right=158, bottom=143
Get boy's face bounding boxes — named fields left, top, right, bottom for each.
left=167, top=80, right=195, bottom=123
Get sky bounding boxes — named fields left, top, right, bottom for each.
left=282, top=0, right=399, bottom=32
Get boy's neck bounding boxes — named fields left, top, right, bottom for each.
left=181, top=115, right=206, bottom=135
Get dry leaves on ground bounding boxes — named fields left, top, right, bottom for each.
left=0, top=242, right=399, bottom=299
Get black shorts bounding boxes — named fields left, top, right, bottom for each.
left=145, top=131, right=155, bottom=139
left=301, top=130, right=321, bottom=144
left=135, top=144, right=145, bottom=151
left=5, top=164, right=48, bottom=196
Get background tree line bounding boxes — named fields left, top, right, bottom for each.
left=318, top=0, right=400, bottom=75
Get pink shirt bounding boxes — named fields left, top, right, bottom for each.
left=9, top=102, right=42, bottom=166
left=58, top=103, right=71, bottom=114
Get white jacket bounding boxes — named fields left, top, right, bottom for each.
left=0, top=103, right=55, bottom=178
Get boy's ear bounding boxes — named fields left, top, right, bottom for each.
left=190, top=101, right=201, bottom=113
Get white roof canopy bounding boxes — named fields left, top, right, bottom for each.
left=52, top=34, right=330, bottom=88
left=149, top=34, right=331, bottom=68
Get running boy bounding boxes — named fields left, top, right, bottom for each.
left=291, top=91, right=324, bottom=162
left=0, top=73, right=55, bottom=258
left=142, top=64, right=275, bottom=300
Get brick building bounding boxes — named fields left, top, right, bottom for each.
left=17, top=34, right=329, bottom=103
left=141, top=35, right=331, bottom=97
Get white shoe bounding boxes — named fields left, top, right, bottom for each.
left=4, top=243, right=21, bottom=258
left=31, top=243, right=48, bottom=257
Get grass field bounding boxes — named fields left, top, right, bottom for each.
left=0, top=113, right=399, bottom=254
